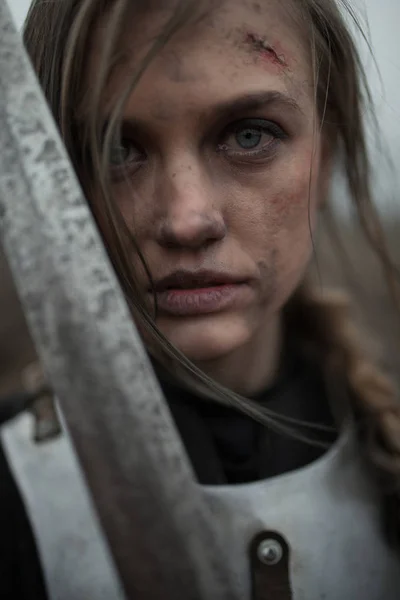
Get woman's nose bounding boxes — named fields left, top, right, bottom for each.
left=155, top=162, right=227, bottom=250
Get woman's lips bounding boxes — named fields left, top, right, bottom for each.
left=150, top=282, right=252, bottom=317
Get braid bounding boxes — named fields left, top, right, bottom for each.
left=286, top=279, right=400, bottom=546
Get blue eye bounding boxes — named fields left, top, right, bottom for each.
left=218, top=118, right=286, bottom=158
left=109, top=144, right=132, bottom=166
left=109, top=139, right=144, bottom=169
left=235, top=127, right=263, bottom=149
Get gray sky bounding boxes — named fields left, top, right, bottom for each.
left=6, top=0, right=400, bottom=214
left=7, top=0, right=31, bottom=27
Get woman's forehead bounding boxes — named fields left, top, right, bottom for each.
left=82, top=0, right=310, bottom=119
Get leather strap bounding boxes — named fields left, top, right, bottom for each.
left=250, top=530, right=293, bottom=600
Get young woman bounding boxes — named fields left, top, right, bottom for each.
left=2, top=0, right=400, bottom=598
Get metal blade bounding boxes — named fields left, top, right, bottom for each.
left=0, top=3, right=239, bottom=598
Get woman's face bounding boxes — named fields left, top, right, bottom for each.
left=87, top=0, right=329, bottom=366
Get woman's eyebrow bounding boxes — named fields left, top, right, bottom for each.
left=208, top=91, right=302, bottom=120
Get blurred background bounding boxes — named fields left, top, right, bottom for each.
left=2, top=0, right=400, bottom=397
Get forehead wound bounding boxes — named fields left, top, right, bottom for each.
left=244, top=32, right=289, bottom=69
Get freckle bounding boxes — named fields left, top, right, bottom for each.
left=172, top=172, right=177, bottom=178
left=252, top=2, right=261, bottom=13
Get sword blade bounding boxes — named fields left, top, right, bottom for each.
left=0, top=4, right=239, bottom=598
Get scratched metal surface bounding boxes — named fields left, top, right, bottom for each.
left=0, top=3, right=239, bottom=598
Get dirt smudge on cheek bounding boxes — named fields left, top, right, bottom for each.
left=258, top=252, right=278, bottom=291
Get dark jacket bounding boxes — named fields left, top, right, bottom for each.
left=0, top=438, right=48, bottom=599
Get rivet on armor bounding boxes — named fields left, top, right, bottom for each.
left=257, top=538, right=283, bottom=566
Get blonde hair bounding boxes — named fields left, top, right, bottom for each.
left=24, top=0, right=400, bottom=544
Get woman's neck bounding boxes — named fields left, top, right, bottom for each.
left=196, top=314, right=282, bottom=397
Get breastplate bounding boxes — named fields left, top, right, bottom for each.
left=202, top=428, right=400, bottom=599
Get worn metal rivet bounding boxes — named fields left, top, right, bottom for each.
left=257, top=538, right=283, bottom=566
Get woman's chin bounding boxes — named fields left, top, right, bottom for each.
left=155, top=312, right=252, bottom=363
